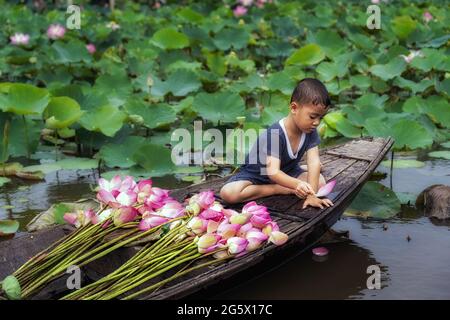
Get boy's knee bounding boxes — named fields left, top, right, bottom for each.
left=220, top=185, right=240, bottom=204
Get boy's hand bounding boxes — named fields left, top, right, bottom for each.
left=302, top=195, right=334, bottom=209
left=295, top=181, right=315, bottom=198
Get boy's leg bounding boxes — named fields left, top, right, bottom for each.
left=296, top=166, right=326, bottom=188
left=220, top=180, right=292, bottom=204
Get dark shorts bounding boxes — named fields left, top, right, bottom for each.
left=226, top=166, right=304, bottom=185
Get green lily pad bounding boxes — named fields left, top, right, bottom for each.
left=316, top=61, right=348, bottom=82
left=97, top=136, right=146, bottom=168
left=428, top=151, right=450, bottom=160
left=53, top=203, right=71, bottom=225
left=285, top=44, right=325, bottom=66
left=151, top=28, right=190, bottom=50
left=205, top=51, right=227, bottom=76
left=440, top=142, right=450, bottom=149
left=51, top=40, right=92, bottom=64
left=266, top=71, right=297, bottom=95
left=370, top=57, right=407, bottom=81
left=410, top=48, right=447, bottom=72
left=1, top=275, right=21, bottom=300
left=22, top=158, right=99, bottom=174
left=132, top=144, right=176, bottom=177
left=151, top=70, right=201, bottom=97
left=395, top=192, right=418, bottom=205
left=312, top=30, right=347, bottom=57
left=181, top=175, right=203, bottom=183
left=393, top=77, right=434, bottom=94
left=345, top=182, right=401, bottom=219
left=0, top=83, right=50, bottom=115
left=44, top=97, right=84, bottom=129
left=0, top=162, right=23, bottom=176
left=174, top=166, right=204, bottom=174
left=391, top=16, right=417, bottom=40
left=380, top=159, right=426, bottom=168
left=79, top=104, right=127, bottom=137
left=0, top=219, right=19, bottom=236
left=213, top=27, right=250, bottom=51
left=125, top=101, right=177, bottom=129
left=192, top=92, right=246, bottom=125
left=0, top=177, right=11, bottom=187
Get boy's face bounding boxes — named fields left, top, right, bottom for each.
left=290, top=102, right=329, bottom=133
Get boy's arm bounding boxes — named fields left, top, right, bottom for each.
left=305, top=146, right=321, bottom=193
left=266, top=155, right=305, bottom=190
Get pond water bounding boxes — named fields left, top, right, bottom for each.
left=1, top=151, right=449, bottom=299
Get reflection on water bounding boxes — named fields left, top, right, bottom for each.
left=0, top=151, right=449, bottom=299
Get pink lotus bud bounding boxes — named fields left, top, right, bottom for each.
left=217, top=223, right=241, bottom=240
left=423, top=11, right=433, bottom=23
left=98, top=208, right=113, bottom=222
left=84, top=209, right=99, bottom=225
left=250, top=214, right=271, bottom=228
left=187, top=217, right=208, bottom=235
left=197, top=233, right=221, bottom=253
left=242, top=201, right=269, bottom=217
left=158, top=200, right=185, bottom=218
left=63, top=212, right=79, bottom=227
left=96, top=189, right=117, bottom=206
left=189, top=191, right=215, bottom=209
left=400, top=50, right=422, bottom=64
left=269, top=231, right=288, bottom=246
left=227, top=237, right=249, bottom=255
left=113, top=206, right=138, bottom=226
left=86, top=43, right=96, bottom=54
left=98, top=176, right=122, bottom=193
left=229, top=213, right=249, bottom=225
left=138, top=215, right=169, bottom=231
left=222, top=208, right=239, bottom=218
left=10, top=33, right=30, bottom=46
left=246, top=238, right=264, bottom=252
left=47, top=24, right=66, bottom=40
left=119, top=176, right=137, bottom=192
left=207, top=220, right=220, bottom=233
left=233, top=5, right=247, bottom=17
left=213, top=250, right=230, bottom=259
left=316, top=180, right=336, bottom=197
left=262, top=221, right=279, bottom=236
left=237, top=222, right=254, bottom=237
left=246, top=229, right=269, bottom=242
left=199, top=207, right=224, bottom=222
left=145, top=187, right=170, bottom=209
left=185, top=203, right=201, bottom=215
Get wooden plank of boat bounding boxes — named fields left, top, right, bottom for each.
left=0, top=136, right=394, bottom=300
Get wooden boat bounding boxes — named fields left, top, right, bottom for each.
left=0, top=136, right=394, bottom=300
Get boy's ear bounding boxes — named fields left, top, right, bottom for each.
left=290, top=101, right=300, bottom=113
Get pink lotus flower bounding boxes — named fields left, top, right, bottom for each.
left=63, top=209, right=99, bottom=228
left=217, top=223, right=241, bottom=240
left=189, top=191, right=215, bottom=209
left=63, top=212, right=79, bottom=227
left=237, top=222, right=254, bottom=237
left=242, top=201, right=269, bottom=217
left=84, top=209, right=99, bottom=225
left=269, top=231, right=288, bottom=246
left=262, top=221, right=279, bottom=236
left=136, top=179, right=153, bottom=203
left=199, top=207, right=224, bottom=222
left=316, top=180, right=336, bottom=197
left=233, top=5, right=247, bottom=17
left=197, top=233, right=222, bottom=254
left=145, top=187, right=170, bottom=209
left=250, top=214, right=271, bottom=228
left=116, top=190, right=138, bottom=206
left=113, top=206, right=138, bottom=226
left=138, top=215, right=169, bottom=231
left=222, top=208, right=239, bottom=219
left=229, top=213, right=250, bottom=225
left=157, top=200, right=185, bottom=218
left=98, top=176, right=122, bottom=193
left=119, top=176, right=137, bottom=192
left=47, top=24, right=66, bottom=40
left=187, top=216, right=208, bottom=235
left=255, top=0, right=270, bottom=8
left=86, top=43, right=96, bottom=54
left=10, top=33, right=30, bottom=46
left=246, top=229, right=269, bottom=242
left=227, top=237, right=249, bottom=255
left=207, top=220, right=220, bottom=234
left=423, top=11, right=433, bottom=23
left=400, top=50, right=423, bottom=64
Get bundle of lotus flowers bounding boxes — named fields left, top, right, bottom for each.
left=61, top=192, right=288, bottom=300
left=1, top=176, right=288, bottom=300
left=0, top=176, right=187, bottom=300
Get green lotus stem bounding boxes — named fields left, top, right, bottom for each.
left=97, top=246, right=199, bottom=300
left=61, top=237, right=192, bottom=300
left=123, top=255, right=232, bottom=300
left=22, top=115, right=31, bottom=159
left=1, top=119, right=10, bottom=165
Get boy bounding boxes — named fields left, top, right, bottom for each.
left=220, top=78, right=334, bottom=209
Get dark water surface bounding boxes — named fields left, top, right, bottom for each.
left=1, top=152, right=449, bottom=299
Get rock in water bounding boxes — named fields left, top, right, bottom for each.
left=416, top=185, right=450, bottom=220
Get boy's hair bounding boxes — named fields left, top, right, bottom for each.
left=290, top=78, right=331, bottom=108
